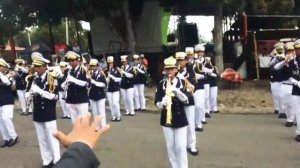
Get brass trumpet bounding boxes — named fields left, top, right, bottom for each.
left=165, top=76, right=174, bottom=126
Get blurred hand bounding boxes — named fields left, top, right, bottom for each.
left=54, top=113, right=110, bottom=149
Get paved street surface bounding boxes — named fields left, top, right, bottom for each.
left=1, top=109, right=300, bottom=168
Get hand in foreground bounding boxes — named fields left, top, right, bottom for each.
left=53, top=113, right=110, bottom=149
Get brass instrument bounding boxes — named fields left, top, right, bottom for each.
left=165, top=76, right=174, bottom=126
left=117, top=67, right=124, bottom=77
left=133, top=66, right=138, bottom=76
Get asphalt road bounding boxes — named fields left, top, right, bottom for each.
left=1, top=109, right=300, bottom=168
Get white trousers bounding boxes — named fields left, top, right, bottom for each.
left=162, top=126, right=188, bottom=168
left=134, top=84, right=146, bottom=109
left=120, top=88, right=135, bottom=114
left=184, top=105, right=196, bottom=150
left=17, top=90, right=26, bottom=113
left=280, top=84, right=294, bottom=122
left=107, top=91, right=121, bottom=119
left=194, top=89, right=206, bottom=128
left=271, top=82, right=281, bottom=112
left=90, top=99, right=106, bottom=128
left=0, top=105, right=17, bottom=141
left=59, top=92, right=69, bottom=117
left=34, top=121, right=60, bottom=165
left=204, top=84, right=210, bottom=113
left=66, top=103, right=89, bottom=123
left=292, top=96, right=300, bottom=135
left=209, top=86, right=218, bottom=112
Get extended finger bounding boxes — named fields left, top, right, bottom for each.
left=81, top=113, right=91, bottom=128
left=96, top=124, right=111, bottom=137
left=91, top=115, right=102, bottom=129
left=53, top=131, right=70, bottom=148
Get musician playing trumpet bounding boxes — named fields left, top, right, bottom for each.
left=175, top=52, right=199, bottom=156
left=132, top=54, right=147, bottom=111
left=89, top=59, right=107, bottom=128
left=155, top=56, right=189, bottom=168
left=14, top=59, right=30, bottom=115
left=57, top=61, right=70, bottom=119
left=106, top=56, right=122, bottom=122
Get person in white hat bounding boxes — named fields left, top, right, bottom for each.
left=194, top=44, right=214, bottom=119
left=25, top=54, right=60, bottom=166
left=0, top=58, right=18, bottom=148
left=132, top=54, right=147, bottom=111
left=89, top=59, right=107, bottom=128
left=118, top=55, right=135, bottom=116
left=14, top=58, right=31, bottom=115
left=57, top=61, right=70, bottom=119
left=63, top=51, right=91, bottom=123
left=289, top=39, right=300, bottom=142
left=274, top=42, right=295, bottom=126
left=269, top=43, right=285, bottom=117
left=106, top=56, right=122, bottom=121
left=175, top=52, right=199, bottom=156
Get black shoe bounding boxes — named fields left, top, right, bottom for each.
left=274, top=110, right=279, bottom=114
left=111, top=118, right=117, bottom=122
left=140, top=109, right=146, bottom=111
left=209, top=111, right=213, bottom=114
left=7, top=136, right=18, bottom=147
left=28, top=112, right=33, bottom=115
left=214, top=110, right=219, bottom=113
left=201, top=121, right=207, bottom=124
left=188, top=149, right=199, bottom=156
left=134, top=108, right=141, bottom=111
left=42, top=161, right=54, bottom=168
left=295, top=135, right=300, bottom=142
left=20, top=112, right=28, bottom=116
left=124, top=113, right=130, bottom=116
left=285, top=122, right=294, bottom=127
left=61, top=116, right=68, bottom=119
left=195, top=127, right=203, bottom=132
left=129, top=113, right=135, bottom=116
left=116, top=118, right=121, bottom=122
left=67, top=117, right=71, bottom=119
left=205, top=113, right=211, bottom=118
left=278, top=113, right=286, bottom=119
left=0, top=140, right=9, bottom=148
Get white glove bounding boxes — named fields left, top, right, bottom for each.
left=108, top=74, right=116, bottom=81
left=161, top=96, right=170, bottom=106
left=289, top=77, right=299, bottom=86
left=210, top=73, right=217, bottom=77
left=171, top=85, right=180, bottom=95
left=67, top=75, right=87, bottom=86
left=31, top=85, right=43, bottom=95
left=177, top=73, right=185, bottom=79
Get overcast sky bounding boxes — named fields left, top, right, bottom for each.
left=168, top=16, right=214, bottom=42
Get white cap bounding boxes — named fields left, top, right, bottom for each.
left=107, top=56, right=114, bottom=63
left=133, top=55, right=139, bottom=59
left=59, top=61, right=68, bottom=67
left=185, top=47, right=194, bottom=54
left=120, top=55, right=128, bottom=62
left=89, top=59, right=99, bottom=66
left=175, top=52, right=186, bottom=60
left=194, top=44, right=205, bottom=52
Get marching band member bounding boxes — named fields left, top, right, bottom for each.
left=58, top=61, right=70, bottom=119
left=155, top=56, right=189, bottom=168
left=269, top=43, right=285, bottom=117
left=274, top=42, right=295, bottom=127
left=269, top=47, right=281, bottom=114
left=289, top=39, right=300, bottom=142
left=106, top=56, right=122, bottom=122
left=25, top=54, right=60, bottom=167
left=191, top=45, right=206, bottom=131
left=208, top=62, right=219, bottom=113
left=14, top=59, right=30, bottom=115
left=0, top=58, right=18, bottom=148
left=176, top=52, right=199, bottom=156
left=63, top=51, right=91, bottom=123
left=132, top=54, right=147, bottom=111
left=119, top=55, right=135, bottom=116
left=89, top=59, right=107, bottom=128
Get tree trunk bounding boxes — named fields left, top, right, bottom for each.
left=122, top=0, right=136, bottom=57
left=213, top=0, right=224, bottom=72
left=48, top=19, right=55, bottom=54
left=8, top=25, right=16, bottom=62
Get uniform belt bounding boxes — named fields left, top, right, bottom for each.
left=282, top=83, right=293, bottom=85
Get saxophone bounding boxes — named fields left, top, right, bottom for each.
left=165, top=76, right=174, bottom=126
